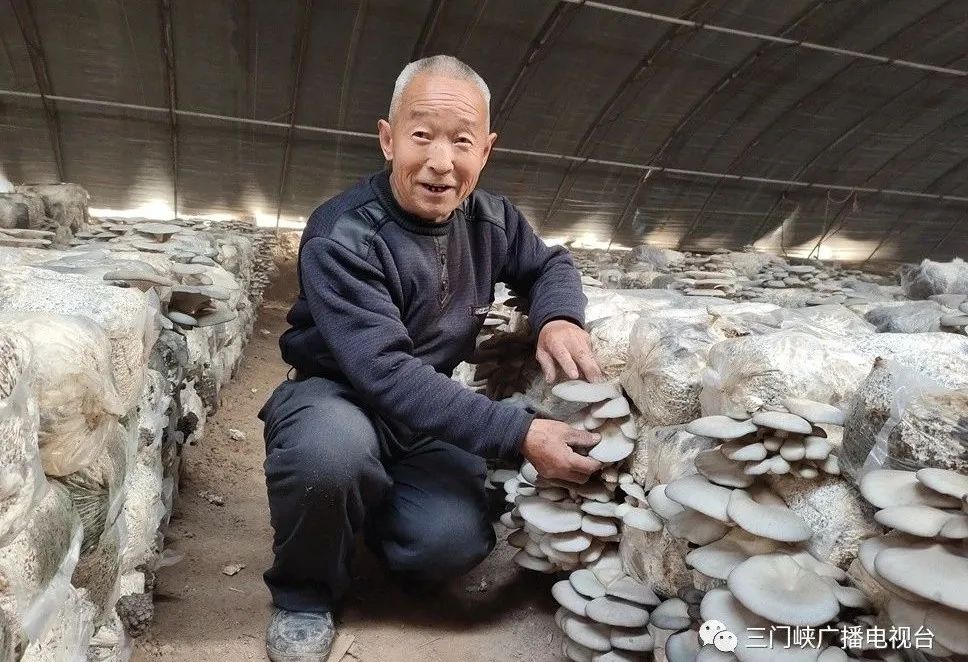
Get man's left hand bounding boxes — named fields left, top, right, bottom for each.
left=536, top=320, right=603, bottom=383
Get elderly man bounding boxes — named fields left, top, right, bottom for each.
left=259, top=55, right=602, bottom=661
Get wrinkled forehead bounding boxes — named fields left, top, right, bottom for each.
left=396, top=74, right=489, bottom=129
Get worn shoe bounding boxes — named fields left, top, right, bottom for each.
left=266, top=608, right=335, bottom=662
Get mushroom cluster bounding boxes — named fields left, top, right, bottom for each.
left=465, top=297, right=536, bottom=400
left=678, top=270, right=742, bottom=299
left=551, top=566, right=666, bottom=661
left=499, top=380, right=638, bottom=574
left=615, top=399, right=880, bottom=661
left=855, top=468, right=968, bottom=656
left=687, top=398, right=844, bottom=486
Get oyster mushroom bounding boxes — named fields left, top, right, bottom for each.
left=554, top=579, right=592, bottom=616
left=586, top=596, right=650, bottom=628
left=751, top=411, right=812, bottom=435
left=517, top=497, right=582, bottom=534
left=592, top=396, right=631, bottom=419
left=874, top=543, right=968, bottom=611
left=915, top=468, right=968, bottom=500
left=570, top=569, right=607, bottom=599
left=782, top=398, right=846, bottom=426
left=552, top=380, right=621, bottom=403
left=650, top=598, right=691, bottom=631
left=726, top=490, right=812, bottom=542
left=727, top=554, right=840, bottom=627
left=666, top=475, right=733, bottom=522
left=686, top=416, right=757, bottom=440
left=686, top=528, right=782, bottom=580
left=647, top=485, right=685, bottom=520
left=859, top=469, right=960, bottom=509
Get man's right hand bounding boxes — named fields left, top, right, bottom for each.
left=521, top=419, right=602, bottom=484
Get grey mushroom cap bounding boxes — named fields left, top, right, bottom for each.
left=686, top=416, right=757, bottom=440
left=685, top=529, right=782, bottom=580
left=695, top=449, right=754, bottom=489
left=859, top=469, right=961, bottom=509
left=559, top=610, right=612, bottom=652
left=886, top=597, right=967, bottom=656
left=700, top=589, right=822, bottom=662
left=782, top=398, right=846, bottom=426
left=586, top=596, right=650, bottom=628
left=570, top=569, right=607, bottom=599
left=726, top=490, right=812, bottom=542
left=666, top=475, right=733, bottom=522
left=518, top=497, right=582, bottom=534
left=873, top=504, right=960, bottom=538
left=666, top=629, right=700, bottom=662
left=554, top=579, right=591, bottom=616
left=874, top=543, right=968, bottom=611
left=727, top=554, right=840, bottom=627
left=647, top=485, right=686, bottom=520
left=667, top=509, right=730, bottom=546
left=592, top=396, right=631, bottom=419
left=610, top=626, right=655, bottom=653
left=916, top=468, right=968, bottom=500
left=622, top=507, right=663, bottom=532
left=650, top=598, right=691, bottom=631
left=552, top=380, right=622, bottom=403
left=606, top=575, right=661, bottom=606
left=589, top=423, right=635, bottom=463
left=751, top=411, right=812, bottom=434
left=856, top=533, right=925, bottom=602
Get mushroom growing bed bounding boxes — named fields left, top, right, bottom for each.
left=0, top=183, right=278, bottom=661
left=468, top=248, right=968, bottom=661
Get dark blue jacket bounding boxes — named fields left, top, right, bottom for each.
left=280, top=169, right=586, bottom=458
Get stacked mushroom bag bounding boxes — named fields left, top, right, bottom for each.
left=852, top=469, right=968, bottom=657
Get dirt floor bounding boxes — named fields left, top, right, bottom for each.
left=134, top=281, right=561, bottom=661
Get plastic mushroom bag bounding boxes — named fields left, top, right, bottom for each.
left=0, top=265, right=155, bottom=412
left=699, top=329, right=872, bottom=419
left=0, top=482, right=83, bottom=653
left=56, top=420, right=133, bottom=559
left=0, top=313, right=125, bottom=477
left=22, top=584, right=96, bottom=662
left=863, top=364, right=968, bottom=475
left=0, top=329, right=46, bottom=548
left=629, top=425, right=718, bottom=490
left=588, top=312, right=641, bottom=378
left=622, top=310, right=728, bottom=427
left=899, top=257, right=968, bottom=299
left=863, top=301, right=945, bottom=333
left=841, top=355, right=968, bottom=479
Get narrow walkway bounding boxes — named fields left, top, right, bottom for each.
left=134, top=300, right=560, bottom=662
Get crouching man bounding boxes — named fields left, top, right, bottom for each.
left=259, top=55, right=603, bottom=661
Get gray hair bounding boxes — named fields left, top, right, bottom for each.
left=389, top=55, right=491, bottom=127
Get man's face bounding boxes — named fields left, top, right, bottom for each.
left=378, top=73, right=497, bottom=222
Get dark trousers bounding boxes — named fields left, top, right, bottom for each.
left=258, top=376, right=496, bottom=613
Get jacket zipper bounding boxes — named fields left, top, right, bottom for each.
left=434, top=236, right=449, bottom=306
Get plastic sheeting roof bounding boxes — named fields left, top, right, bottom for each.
left=1, top=0, right=967, bottom=263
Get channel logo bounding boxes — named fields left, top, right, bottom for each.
left=700, top=620, right=738, bottom=652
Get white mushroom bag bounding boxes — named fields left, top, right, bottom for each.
left=0, top=329, right=46, bottom=548
left=859, top=359, right=968, bottom=476
left=622, top=310, right=727, bottom=427
left=699, top=329, right=872, bottom=419
left=0, top=313, right=125, bottom=477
